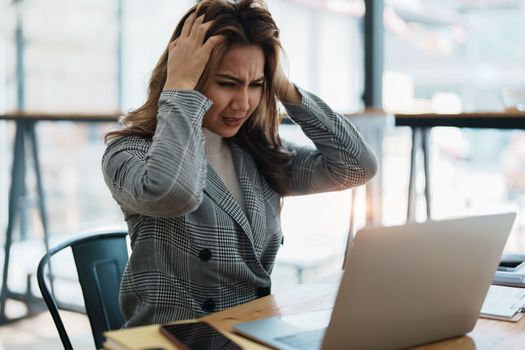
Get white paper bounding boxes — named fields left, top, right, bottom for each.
left=481, top=285, right=525, bottom=318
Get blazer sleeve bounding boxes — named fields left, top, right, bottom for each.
left=101, top=90, right=212, bottom=217
left=281, top=86, right=379, bottom=196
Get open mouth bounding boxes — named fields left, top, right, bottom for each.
left=222, top=116, right=244, bottom=127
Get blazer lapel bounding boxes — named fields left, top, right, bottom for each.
left=230, top=143, right=267, bottom=257
left=203, top=165, right=256, bottom=245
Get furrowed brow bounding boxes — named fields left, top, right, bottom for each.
left=216, top=74, right=265, bottom=84
left=216, top=74, right=243, bottom=83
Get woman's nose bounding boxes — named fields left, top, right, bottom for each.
left=231, top=88, right=250, bottom=112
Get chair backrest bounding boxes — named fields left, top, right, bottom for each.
left=37, top=230, right=128, bottom=350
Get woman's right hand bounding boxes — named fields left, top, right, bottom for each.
left=164, top=13, right=224, bottom=91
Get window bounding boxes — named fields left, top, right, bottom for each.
left=382, top=0, right=525, bottom=250
left=383, top=0, right=525, bottom=113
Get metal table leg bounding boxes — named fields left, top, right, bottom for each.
left=406, top=126, right=432, bottom=223
left=421, top=127, right=432, bottom=220
left=0, top=120, right=49, bottom=324
left=407, top=127, right=419, bottom=222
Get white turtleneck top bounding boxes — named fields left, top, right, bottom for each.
left=203, top=128, right=245, bottom=210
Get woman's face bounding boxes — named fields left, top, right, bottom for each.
left=202, top=44, right=265, bottom=138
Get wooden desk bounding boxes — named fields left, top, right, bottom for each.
left=395, top=111, right=525, bottom=222
left=0, top=112, right=119, bottom=324
left=104, top=273, right=525, bottom=350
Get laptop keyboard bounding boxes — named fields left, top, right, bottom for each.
left=275, top=328, right=325, bottom=350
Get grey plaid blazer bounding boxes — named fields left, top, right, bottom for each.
left=102, top=87, right=378, bottom=327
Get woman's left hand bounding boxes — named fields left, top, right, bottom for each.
left=274, top=61, right=301, bottom=104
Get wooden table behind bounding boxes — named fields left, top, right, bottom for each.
left=0, top=112, right=120, bottom=324
left=394, top=111, right=525, bottom=222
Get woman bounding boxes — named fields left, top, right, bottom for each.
left=102, top=0, right=377, bottom=327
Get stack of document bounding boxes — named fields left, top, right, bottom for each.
left=481, top=285, right=525, bottom=322
left=493, top=253, right=525, bottom=287
left=494, top=269, right=525, bottom=287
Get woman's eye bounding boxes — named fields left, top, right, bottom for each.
left=250, top=82, right=264, bottom=88
left=217, top=81, right=235, bottom=87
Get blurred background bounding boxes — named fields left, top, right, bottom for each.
left=1, top=0, right=525, bottom=348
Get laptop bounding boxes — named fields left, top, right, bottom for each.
left=234, top=212, right=516, bottom=350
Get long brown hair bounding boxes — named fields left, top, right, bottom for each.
left=105, top=0, right=293, bottom=194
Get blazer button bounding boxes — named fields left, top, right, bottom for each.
left=199, top=249, right=212, bottom=261
left=202, top=299, right=215, bottom=313
left=257, top=287, right=271, bottom=298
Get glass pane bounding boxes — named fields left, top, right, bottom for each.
left=383, top=0, right=525, bottom=113
left=4, top=0, right=119, bottom=112
left=268, top=0, right=365, bottom=113
left=383, top=0, right=525, bottom=251
left=122, top=0, right=196, bottom=111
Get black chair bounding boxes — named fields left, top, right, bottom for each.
left=37, top=230, right=128, bottom=350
